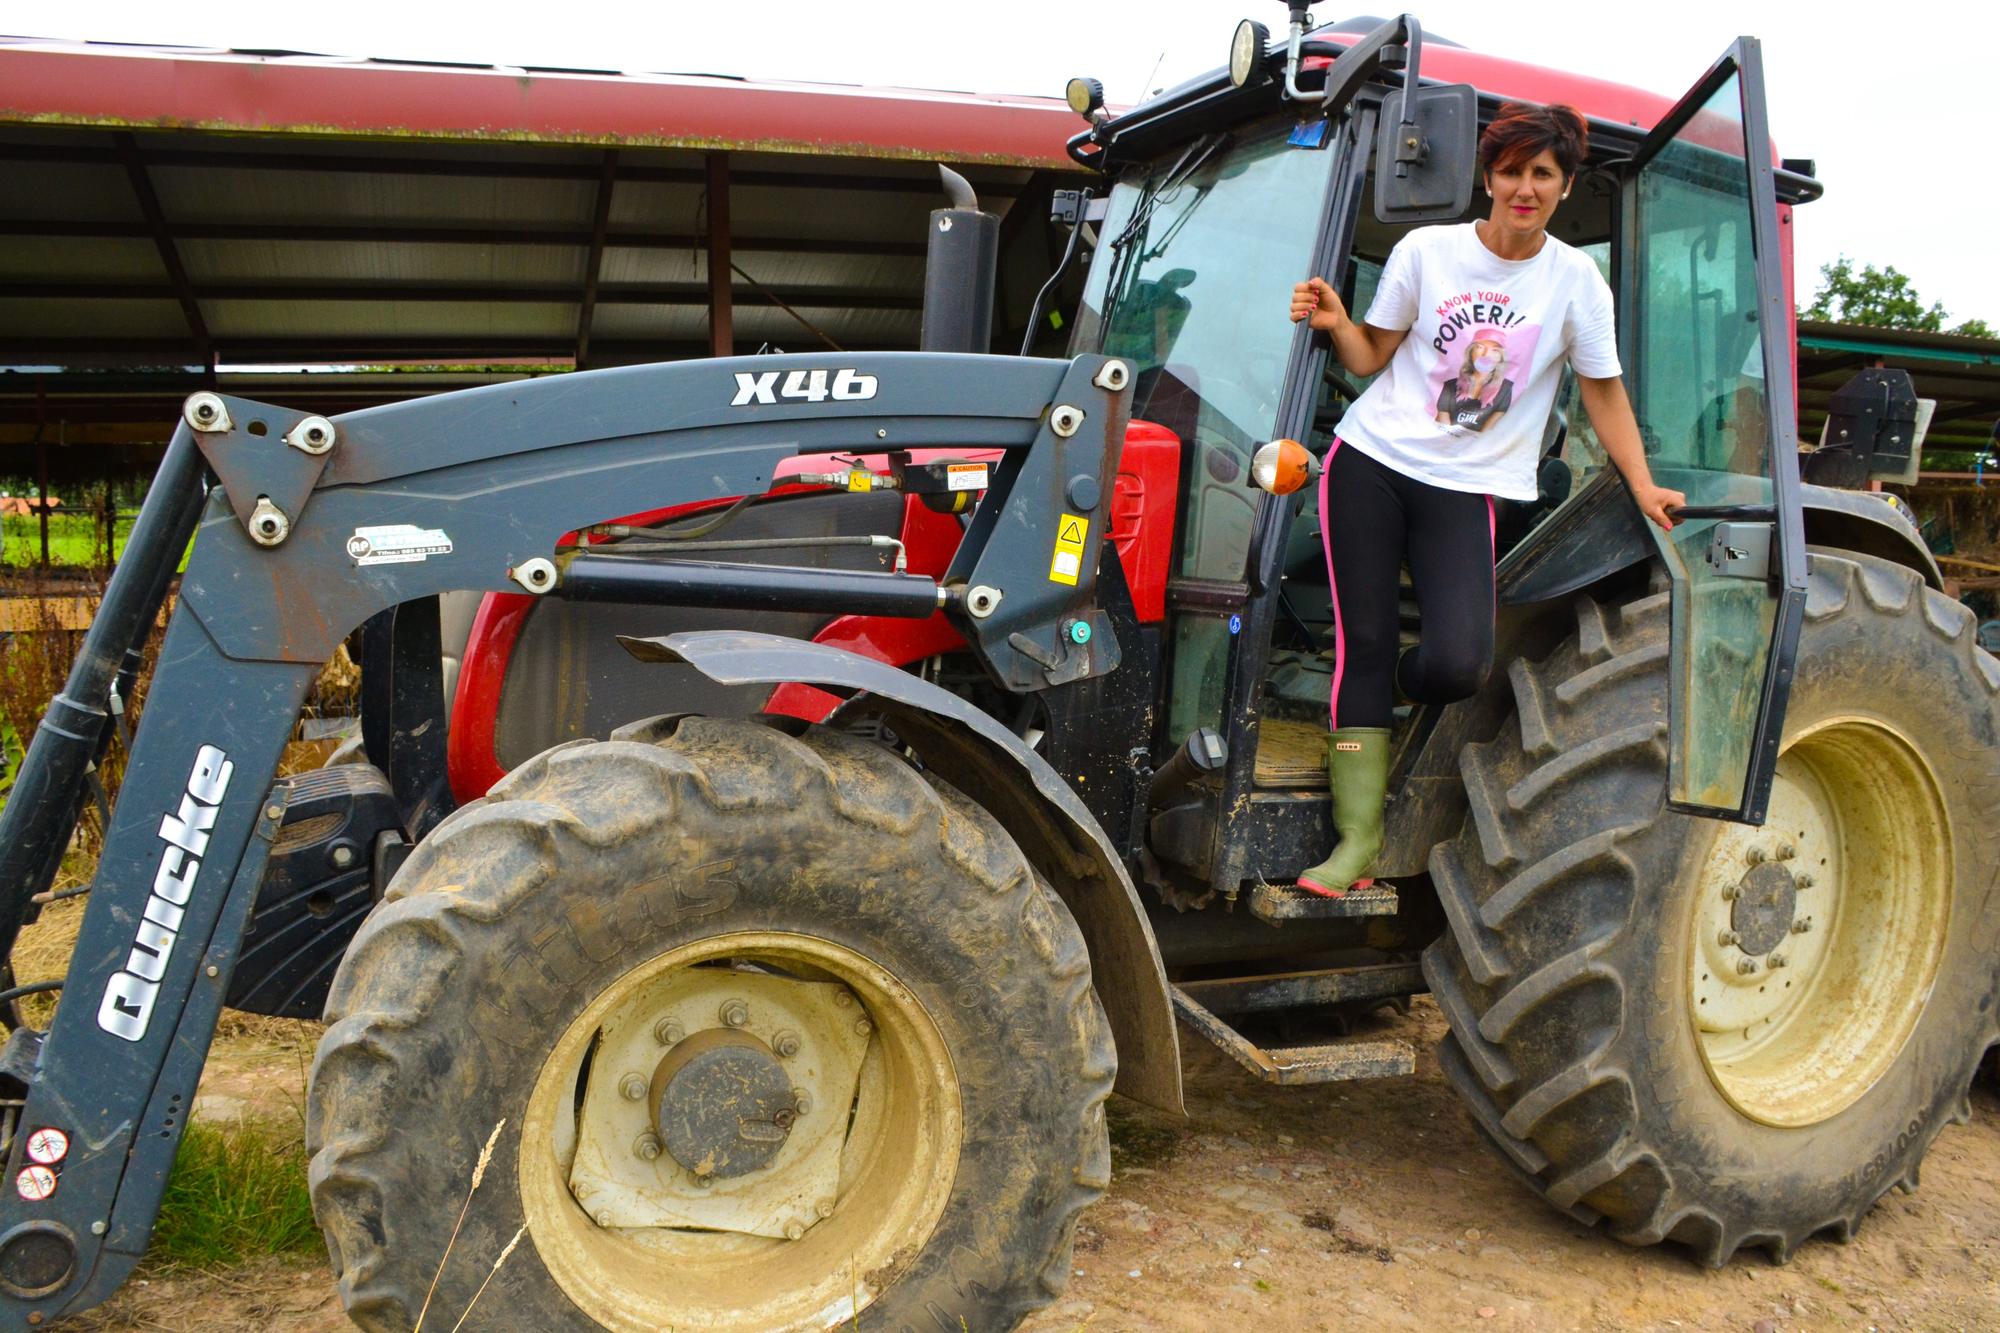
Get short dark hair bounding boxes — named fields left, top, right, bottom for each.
left=1480, top=102, right=1588, bottom=181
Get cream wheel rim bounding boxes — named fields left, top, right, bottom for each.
left=1689, top=716, right=1951, bottom=1127
left=520, top=931, right=962, bottom=1332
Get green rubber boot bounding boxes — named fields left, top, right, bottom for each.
left=1295, top=727, right=1392, bottom=897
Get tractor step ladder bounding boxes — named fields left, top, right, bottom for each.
left=1247, top=881, right=1398, bottom=923
left=1170, top=967, right=1418, bottom=1085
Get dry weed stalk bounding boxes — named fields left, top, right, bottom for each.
left=449, top=1224, right=526, bottom=1333
left=413, top=1118, right=506, bottom=1333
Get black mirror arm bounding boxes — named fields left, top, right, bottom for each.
left=1317, top=13, right=1423, bottom=118
left=1391, top=17, right=1425, bottom=177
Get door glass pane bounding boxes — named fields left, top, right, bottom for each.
left=1629, top=70, right=1777, bottom=812
left=1165, top=616, right=1234, bottom=744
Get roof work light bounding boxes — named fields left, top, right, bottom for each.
left=1229, top=19, right=1270, bottom=87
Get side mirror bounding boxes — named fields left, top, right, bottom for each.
left=1373, top=84, right=1477, bottom=223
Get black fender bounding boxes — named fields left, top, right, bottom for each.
left=619, top=628, right=1184, bottom=1114
left=1799, top=484, right=1944, bottom=590
left=1500, top=472, right=1943, bottom=609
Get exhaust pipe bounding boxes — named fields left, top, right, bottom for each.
left=920, top=164, right=1000, bottom=353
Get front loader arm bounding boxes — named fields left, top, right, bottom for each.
left=0, top=350, right=1130, bottom=1321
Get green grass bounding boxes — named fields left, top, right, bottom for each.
left=0, top=512, right=136, bottom=568
left=1106, top=1101, right=1184, bottom=1169
left=149, top=1119, right=321, bottom=1269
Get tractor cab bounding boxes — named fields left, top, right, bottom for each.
left=1049, top=13, right=1819, bottom=913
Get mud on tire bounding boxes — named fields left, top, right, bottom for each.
left=306, top=716, right=1115, bottom=1331
left=1423, top=551, right=2000, bottom=1265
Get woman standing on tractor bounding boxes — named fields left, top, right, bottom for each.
left=1288, top=101, right=1685, bottom=897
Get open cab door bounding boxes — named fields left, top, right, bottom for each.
left=1618, top=39, right=1805, bottom=823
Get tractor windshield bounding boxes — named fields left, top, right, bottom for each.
left=1071, top=116, right=1338, bottom=467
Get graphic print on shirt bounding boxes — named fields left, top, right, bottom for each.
left=1423, top=292, right=1543, bottom=437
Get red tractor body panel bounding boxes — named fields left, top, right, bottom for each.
left=446, top=426, right=1182, bottom=799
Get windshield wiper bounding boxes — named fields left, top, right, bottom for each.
left=1099, top=133, right=1228, bottom=332
left=1108, top=133, right=1227, bottom=257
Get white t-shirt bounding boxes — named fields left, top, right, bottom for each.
left=1333, top=223, right=1621, bottom=501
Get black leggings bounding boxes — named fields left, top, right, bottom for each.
left=1318, top=440, right=1497, bottom=729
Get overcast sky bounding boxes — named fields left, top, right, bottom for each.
left=16, top=0, right=1999, bottom=327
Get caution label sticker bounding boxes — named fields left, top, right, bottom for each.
left=946, top=463, right=989, bottom=492
left=1049, top=512, right=1089, bottom=586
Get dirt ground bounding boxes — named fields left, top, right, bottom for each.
left=62, top=1002, right=2000, bottom=1332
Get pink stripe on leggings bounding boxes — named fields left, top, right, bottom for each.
left=1320, top=439, right=1345, bottom=727
left=1487, top=494, right=1497, bottom=587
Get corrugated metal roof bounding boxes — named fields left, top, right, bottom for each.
left=0, top=39, right=1086, bottom=447
left=1797, top=320, right=2000, bottom=462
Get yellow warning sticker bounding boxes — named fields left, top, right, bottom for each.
left=1049, top=512, right=1089, bottom=586
left=846, top=471, right=873, bottom=492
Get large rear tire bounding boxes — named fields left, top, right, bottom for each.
left=1424, top=551, right=2000, bottom=1264
left=307, top=716, right=1114, bottom=1330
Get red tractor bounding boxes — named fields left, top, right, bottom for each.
left=1, top=9, right=1992, bottom=1331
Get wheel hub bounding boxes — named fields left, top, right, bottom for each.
left=1688, top=717, right=1951, bottom=1127
left=648, top=1029, right=798, bottom=1179
left=563, top=967, right=872, bottom=1238
left=1728, top=861, right=1798, bottom=958
left=521, top=931, right=963, bottom=1333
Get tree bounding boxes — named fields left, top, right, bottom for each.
left=1805, top=257, right=1993, bottom=338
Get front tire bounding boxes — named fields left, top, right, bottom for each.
left=1424, top=552, right=2000, bottom=1264
left=307, top=716, right=1114, bottom=1331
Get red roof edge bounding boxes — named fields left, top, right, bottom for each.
left=0, top=40, right=1087, bottom=169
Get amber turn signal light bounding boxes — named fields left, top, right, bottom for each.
left=1250, top=439, right=1319, bottom=495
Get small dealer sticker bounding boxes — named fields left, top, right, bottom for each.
left=1049, top=512, right=1089, bottom=586
left=347, top=524, right=453, bottom=566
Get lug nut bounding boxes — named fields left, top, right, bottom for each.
left=720, top=999, right=749, bottom=1028
left=1769, top=953, right=1788, bottom=969
left=689, top=1170, right=713, bottom=1188
left=816, top=1197, right=836, bottom=1218
left=1796, top=873, right=1816, bottom=889
left=794, top=1091, right=813, bottom=1116
left=1721, top=883, right=1739, bottom=901
left=785, top=1219, right=807, bottom=1240
left=1791, top=918, right=1813, bottom=934
left=1737, top=958, right=1759, bottom=976
left=1746, top=847, right=1768, bottom=865
left=634, top=1133, right=662, bottom=1161
left=595, top=1211, right=613, bottom=1228
left=854, top=1016, right=873, bottom=1037
left=619, top=1073, right=647, bottom=1102
left=654, top=1017, right=685, bottom=1046
left=1718, top=930, right=1740, bottom=947
left=833, top=990, right=854, bottom=1008
left=772, top=1030, right=801, bottom=1059
left=330, top=844, right=355, bottom=868
left=1777, top=842, right=1796, bottom=860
